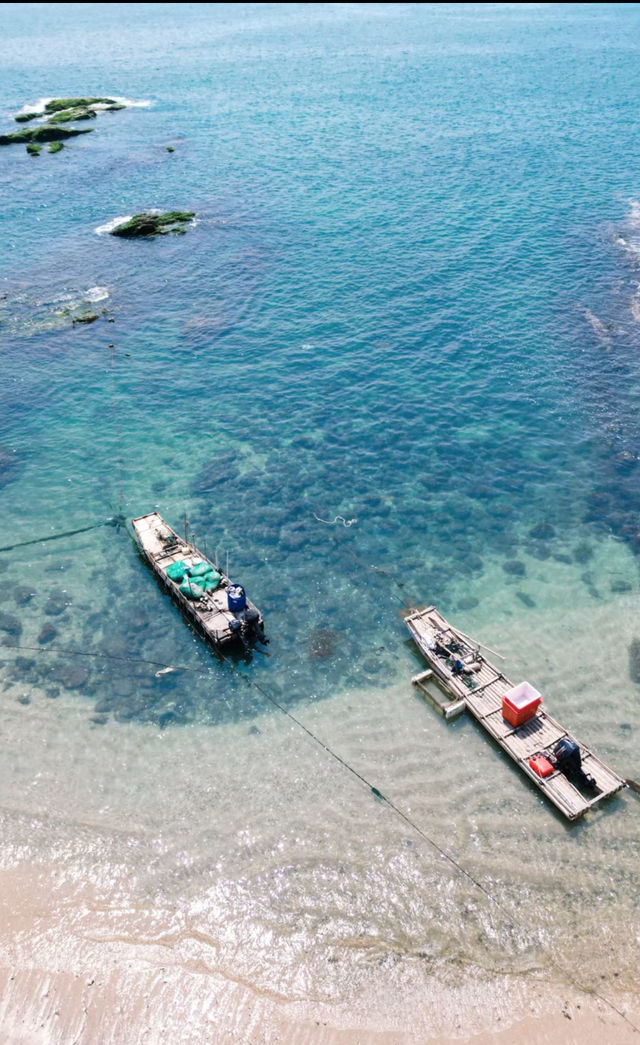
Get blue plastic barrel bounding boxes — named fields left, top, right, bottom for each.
left=227, top=583, right=246, bottom=612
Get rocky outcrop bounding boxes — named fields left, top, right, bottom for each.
left=109, top=211, right=195, bottom=238
left=0, top=125, right=93, bottom=145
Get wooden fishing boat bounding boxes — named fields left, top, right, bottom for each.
left=132, top=512, right=267, bottom=651
left=404, top=605, right=626, bottom=821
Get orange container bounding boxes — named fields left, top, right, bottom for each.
left=529, top=754, right=554, bottom=778
left=502, top=681, right=541, bottom=727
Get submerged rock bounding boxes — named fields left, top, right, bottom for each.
left=516, top=591, right=536, bottom=608
left=0, top=447, right=19, bottom=488
left=0, top=610, right=21, bottom=635
left=38, top=623, right=58, bottom=644
left=0, top=125, right=93, bottom=145
left=308, top=627, right=341, bottom=660
left=44, top=590, right=71, bottom=616
left=528, top=522, right=555, bottom=541
left=611, top=578, right=632, bottom=593
left=0, top=612, right=22, bottom=638
left=573, top=541, right=593, bottom=564
left=26, top=142, right=42, bottom=156
left=527, top=541, right=551, bottom=561
left=14, top=111, right=39, bottom=123
left=14, top=584, right=35, bottom=606
left=109, top=211, right=195, bottom=238
left=192, top=452, right=240, bottom=494
left=48, top=141, right=64, bottom=154
left=72, top=312, right=99, bottom=325
left=48, top=659, right=90, bottom=689
left=502, top=559, right=526, bottom=577
left=629, top=638, right=640, bottom=684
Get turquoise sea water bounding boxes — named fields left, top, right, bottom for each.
left=1, top=4, right=640, bottom=1040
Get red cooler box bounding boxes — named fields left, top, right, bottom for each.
left=502, top=681, right=541, bottom=727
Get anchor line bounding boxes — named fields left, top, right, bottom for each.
left=0, top=517, right=120, bottom=554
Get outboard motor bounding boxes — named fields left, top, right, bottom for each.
left=553, top=738, right=597, bottom=791
left=242, top=605, right=269, bottom=644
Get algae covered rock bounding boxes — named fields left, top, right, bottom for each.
left=44, top=97, right=116, bottom=113
left=109, top=211, right=195, bottom=238
left=0, top=125, right=93, bottom=145
left=15, top=111, right=39, bottom=123
left=48, top=141, right=64, bottom=153
left=72, top=312, right=99, bottom=325
left=26, top=143, right=42, bottom=156
left=48, top=106, right=97, bottom=124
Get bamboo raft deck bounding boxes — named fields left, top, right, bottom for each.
left=132, top=512, right=265, bottom=650
left=404, top=605, right=626, bottom=821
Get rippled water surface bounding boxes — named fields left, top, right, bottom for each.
left=1, top=3, right=640, bottom=1040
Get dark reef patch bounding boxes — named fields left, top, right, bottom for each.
left=502, top=559, right=526, bottom=577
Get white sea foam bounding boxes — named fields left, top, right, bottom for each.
left=85, top=285, right=109, bottom=303
left=16, top=97, right=54, bottom=117
left=583, top=307, right=610, bottom=343
left=15, top=96, right=151, bottom=121
left=108, top=96, right=153, bottom=109
left=94, top=215, right=132, bottom=236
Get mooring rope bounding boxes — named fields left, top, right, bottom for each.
left=0, top=517, right=121, bottom=555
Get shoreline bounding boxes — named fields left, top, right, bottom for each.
left=1, top=863, right=638, bottom=1045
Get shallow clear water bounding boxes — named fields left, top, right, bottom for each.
left=1, top=3, right=639, bottom=1038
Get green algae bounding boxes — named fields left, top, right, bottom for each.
left=48, top=141, right=64, bottom=154
left=48, top=107, right=97, bottom=124
left=109, top=211, right=196, bottom=238
left=26, top=143, right=42, bottom=156
left=15, top=112, right=39, bottom=123
left=43, top=97, right=116, bottom=113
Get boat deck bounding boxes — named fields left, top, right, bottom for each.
left=404, top=605, right=626, bottom=821
left=132, top=512, right=264, bottom=649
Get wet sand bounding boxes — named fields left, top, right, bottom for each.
left=1, top=863, right=638, bottom=1045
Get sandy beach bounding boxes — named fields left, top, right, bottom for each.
left=1, top=850, right=638, bottom=1045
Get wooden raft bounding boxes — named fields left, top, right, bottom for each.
left=132, top=512, right=264, bottom=650
left=404, top=605, right=626, bottom=821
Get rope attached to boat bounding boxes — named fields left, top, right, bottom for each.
left=0, top=515, right=124, bottom=555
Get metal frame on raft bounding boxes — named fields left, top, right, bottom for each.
left=132, top=511, right=266, bottom=651
left=404, top=605, right=626, bottom=821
